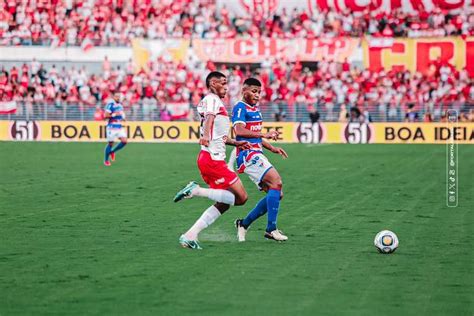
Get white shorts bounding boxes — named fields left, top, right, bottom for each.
left=106, top=127, right=127, bottom=142
left=241, top=153, right=273, bottom=188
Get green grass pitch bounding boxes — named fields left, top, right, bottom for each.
left=0, top=142, right=473, bottom=315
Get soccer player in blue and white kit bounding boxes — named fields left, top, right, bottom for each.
left=104, top=93, right=127, bottom=166
left=232, top=78, right=289, bottom=242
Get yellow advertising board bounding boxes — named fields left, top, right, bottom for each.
left=372, top=123, right=474, bottom=144
left=0, top=121, right=297, bottom=143
left=307, top=122, right=474, bottom=144
left=0, top=121, right=473, bottom=144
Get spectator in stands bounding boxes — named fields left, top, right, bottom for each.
left=308, top=105, right=320, bottom=123
left=405, top=104, right=420, bottom=122
left=349, top=106, right=364, bottom=123
left=423, top=111, right=433, bottom=122
left=338, top=105, right=348, bottom=122
left=160, top=106, right=171, bottom=121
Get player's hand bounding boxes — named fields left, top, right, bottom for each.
left=264, top=130, right=279, bottom=140
left=271, top=147, right=288, bottom=159
left=200, top=136, right=210, bottom=147
left=235, top=141, right=252, bottom=150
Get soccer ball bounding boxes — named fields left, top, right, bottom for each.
left=374, top=230, right=399, bottom=254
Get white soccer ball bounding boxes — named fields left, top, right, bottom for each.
left=374, top=230, right=399, bottom=254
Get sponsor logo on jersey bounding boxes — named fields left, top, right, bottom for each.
left=249, top=125, right=262, bottom=131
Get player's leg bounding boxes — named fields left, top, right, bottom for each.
left=174, top=181, right=236, bottom=205
left=104, top=141, right=114, bottom=166
left=226, top=178, right=248, bottom=206
left=236, top=181, right=284, bottom=236
left=181, top=201, right=230, bottom=237
left=227, top=148, right=237, bottom=171
left=235, top=154, right=287, bottom=241
left=179, top=181, right=245, bottom=249
left=111, top=130, right=128, bottom=160
left=174, top=177, right=247, bottom=205
left=104, top=126, right=116, bottom=165
left=178, top=152, right=245, bottom=249
left=234, top=154, right=273, bottom=241
left=260, top=168, right=287, bottom=241
left=185, top=179, right=248, bottom=244
left=180, top=202, right=230, bottom=250
left=235, top=195, right=267, bottom=242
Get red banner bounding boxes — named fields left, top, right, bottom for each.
left=363, top=37, right=474, bottom=77
left=218, top=0, right=474, bottom=16
left=307, top=0, right=473, bottom=13
left=192, top=38, right=359, bottom=63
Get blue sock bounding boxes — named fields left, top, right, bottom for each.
left=266, top=189, right=281, bottom=232
left=242, top=197, right=267, bottom=229
left=104, top=144, right=112, bottom=162
left=112, top=142, right=127, bottom=153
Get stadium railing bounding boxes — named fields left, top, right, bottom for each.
left=0, top=101, right=472, bottom=122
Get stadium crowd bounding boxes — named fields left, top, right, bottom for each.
left=1, top=0, right=474, bottom=46
left=1, top=56, right=473, bottom=122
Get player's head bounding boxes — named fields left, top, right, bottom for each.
left=242, top=77, right=262, bottom=106
left=206, top=71, right=227, bottom=99
left=113, top=92, right=123, bottom=103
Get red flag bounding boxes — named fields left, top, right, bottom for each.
left=0, top=101, right=17, bottom=114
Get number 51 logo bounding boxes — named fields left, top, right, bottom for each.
left=296, top=123, right=324, bottom=144
left=344, top=123, right=372, bottom=144
left=9, top=121, right=40, bottom=141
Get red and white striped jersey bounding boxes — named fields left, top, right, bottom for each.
left=197, top=93, right=230, bottom=161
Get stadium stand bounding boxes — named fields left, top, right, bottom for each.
left=1, top=57, right=473, bottom=122
left=0, top=0, right=473, bottom=46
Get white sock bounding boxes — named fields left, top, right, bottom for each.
left=192, top=187, right=235, bottom=205
left=184, top=205, right=221, bottom=240
left=227, top=148, right=237, bottom=171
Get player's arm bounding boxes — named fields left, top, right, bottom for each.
left=104, top=109, right=113, bottom=119
left=225, top=137, right=252, bottom=150
left=104, top=103, right=119, bottom=119
left=104, top=111, right=125, bottom=121
left=200, top=113, right=215, bottom=147
left=233, top=123, right=279, bottom=140
left=262, top=139, right=288, bottom=159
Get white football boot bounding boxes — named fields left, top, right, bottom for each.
left=173, top=181, right=198, bottom=202
left=264, top=229, right=288, bottom=242
left=235, top=219, right=247, bottom=242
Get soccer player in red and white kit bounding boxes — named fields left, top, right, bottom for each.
left=173, top=71, right=251, bottom=250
